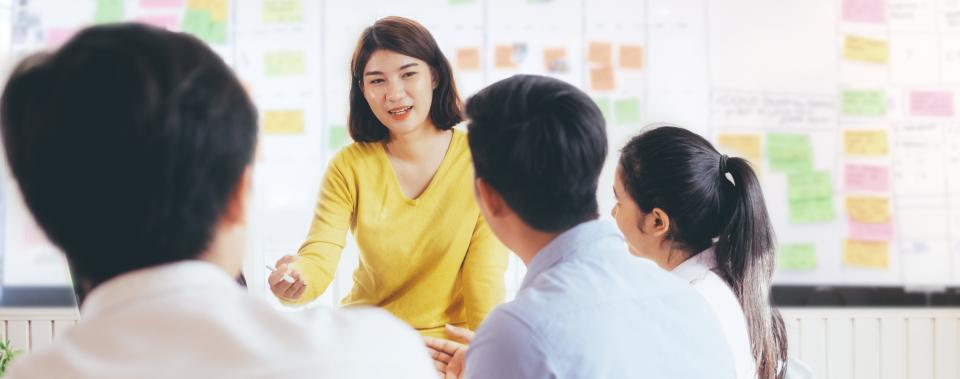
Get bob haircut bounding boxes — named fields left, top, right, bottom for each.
left=348, top=16, right=462, bottom=142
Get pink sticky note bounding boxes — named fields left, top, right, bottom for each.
left=848, top=220, right=894, bottom=241
left=842, top=0, right=886, bottom=24
left=140, top=0, right=184, bottom=7
left=45, top=28, right=78, bottom=47
left=910, top=91, right=954, bottom=117
left=845, top=164, right=889, bottom=192
left=137, top=15, right=180, bottom=30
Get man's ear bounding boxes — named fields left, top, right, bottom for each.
left=475, top=177, right=506, bottom=218
left=649, top=207, right=671, bottom=239
left=223, top=166, right=253, bottom=227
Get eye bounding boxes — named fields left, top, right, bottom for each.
left=368, top=78, right=384, bottom=85
left=402, top=71, right=418, bottom=78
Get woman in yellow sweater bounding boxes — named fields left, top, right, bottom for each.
left=268, top=17, right=508, bottom=338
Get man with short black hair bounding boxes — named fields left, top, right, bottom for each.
left=2, top=24, right=434, bottom=379
left=426, top=75, right=736, bottom=378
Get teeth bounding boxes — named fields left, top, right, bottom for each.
left=389, top=106, right=412, bottom=115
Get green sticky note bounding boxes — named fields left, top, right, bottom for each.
left=263, top=0, right=304, bottom=23
left=94, top=0, right=124, bottom=24
left=779, top=244, right=816, bottom=270
left=182, top=9, right=226, bottom=45
left=328, top=125, right=349, bottom=150
left=614, top=98, right=641, bottom=125
left=593, top=97, right=611, bottom=122
left=842, top=90, right=885, bottom=117
left=265, top=51, right=305, bottom=77
left=789, top=197, right=835, bottom=223
left=766, top=133, right=813, bottom=173
left=788, top=171, right=833, bottom=200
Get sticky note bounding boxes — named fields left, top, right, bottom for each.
left=718, top=134, right=762, bottom=164
left=95, top=0, right=124, bottom=24
left=137, top=15, right=180, bottom=30
left=844, top=239, right=889, bottom=268
left=843, top=35, right=889, bottom=63
left=209, top=0, right=228, bottom=22
left=262, top=0, right=303, bottom=23
left=842, top=0, right=885, bottom=24
left=788, top=171, right=833, bottom=200
left=494, top=45, right=516, bottom=69
left=140, top=0, right=184, bottom=7
left=841, top=90, right=886, bottom=116
left=590, top=66, right=615, bottom=91
left=263, top=110, right=304, bottom=135
left=328, top=125, right=349, bottom=150
left=779, top=244, right=817, bottom=270
left=182, top=9, right=226, bottom=44
left=766, top=133, right=813, bottom=173
left=910, top=91, right=954, bottom=117
left=456, top=48, right=481, bottom=71
left=848, top=220, right=894, bottom=241
left=844, top=164, right=889, bottom=192
left=789, top=197, right=836, bottom=223
left=845, top=196, right=890, bottom=223
left=45, top=28, right=77, bottom=47
left=593, top=97, right=611, bottom=121
left=614, top=98, right=641, bottom=124
left=619, top=45, right=643, bottom=69
left=543, top=47, right=568, bottom=73
left=844, top=129, right=888, bottom=156
left=264, top=51, right=305, bottom=77
left=588, top=41, right=612, bottom=66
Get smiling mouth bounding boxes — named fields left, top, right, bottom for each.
left=388, top=106, right=413, bottom=115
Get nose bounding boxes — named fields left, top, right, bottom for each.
left=385, top=80, right=405, bottom=104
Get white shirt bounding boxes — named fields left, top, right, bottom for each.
left=7, top=261, right=436, bottom=379
left=466, top=220, right=735, bottom=379
left=672, top=247, right=757, bottom=379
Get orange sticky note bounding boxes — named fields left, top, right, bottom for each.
left=588, top=41, right=612, bottom=66
left=590, top=66, right=615, bottom=91
left=843, top=239, right=889, bottom=268
left=263, top=110, right=304, bottom=135
left=456, top=48, right=481, bottom=71
left=844, top=129, right=888, bottom=156
left=543, top=47, right=568, bottom=73
left=845, top=196, right=890, bottom=224
left=494, top=45, right=516, bottom=69
left=619, top=45, right=643, bottom=69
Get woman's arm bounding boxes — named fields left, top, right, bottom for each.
left=461, top=213, right=509, bottom=329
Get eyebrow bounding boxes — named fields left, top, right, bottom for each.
left=364, top=62, right=420, bottom=77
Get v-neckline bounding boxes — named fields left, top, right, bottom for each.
left=379, top=130, right=457, bottom=205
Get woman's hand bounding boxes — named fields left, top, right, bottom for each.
left=268, top=255, right=308, bottom=301
left=424, top=324, right=475, bottom=379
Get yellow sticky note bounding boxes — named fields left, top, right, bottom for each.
left=844, top=129, right=888, bottom=156
left=263, top=110, right=304, bottom=135
left=456, top=47, right=481, bottom=71
left=845, top=196, right=890, bottom=224
left=262, top=0, right=303, bottom=23
left=588, top=41, right=612, bottom=66
left=619, top=45, right=643, bottom=69
left=844, top=239, right=889, bottom=268
left=718, top=134, right=762, bottom=164
left=264, top=51, right=305, bottom=77
left=209, top=0, right=228, bottom=22
left=494, top=45, right=516, bottom=69
left=843, top=35, right=888, bottom=63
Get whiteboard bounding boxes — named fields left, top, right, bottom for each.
left=3, top=0, right=960, bottom=300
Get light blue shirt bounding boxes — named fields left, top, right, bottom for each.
left=465, top=219, right=736, bottom=379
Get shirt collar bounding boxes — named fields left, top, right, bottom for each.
left=520, top=218, right=622, bottom=290
left=671, top=246, right=718, bottom=283
left=81, top=260, right=240, bottom=319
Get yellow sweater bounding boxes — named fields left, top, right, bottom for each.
left=289, top=129, right=508, bottom=338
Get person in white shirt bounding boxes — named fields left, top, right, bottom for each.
left=610, top=125, right=790, bottom=379
left=0, top=23, right=435, bottom=379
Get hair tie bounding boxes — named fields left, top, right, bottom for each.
left=719, top=154, right=728, bottom=174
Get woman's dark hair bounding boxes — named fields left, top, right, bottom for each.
left=618, top=125, right=787, bottom=379
left=348, top=16, right=462, bottom=142
left=0, top=24, right=257, bottom=288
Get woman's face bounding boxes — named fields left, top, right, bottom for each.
left=361, top=49, right=436, bottom=137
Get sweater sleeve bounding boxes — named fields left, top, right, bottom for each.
left=460, top=213, right=508, bottom=329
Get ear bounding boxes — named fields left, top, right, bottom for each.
left=430, top=67, right=439, bottom=89
left=222, top=165, right=253, bottom=227
left=648, top=207, right=671, bottom=239
left=474, top=177, right=506, bottom=218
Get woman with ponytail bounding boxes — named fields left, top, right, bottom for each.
left=611, top=125, right=790, bottom=379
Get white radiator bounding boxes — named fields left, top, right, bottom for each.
left=3, top=306, right=960, bottom=379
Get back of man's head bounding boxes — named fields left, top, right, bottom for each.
left=466, top=75, right=607, bottom=232
left=0, top=24, right=257, bottom=287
